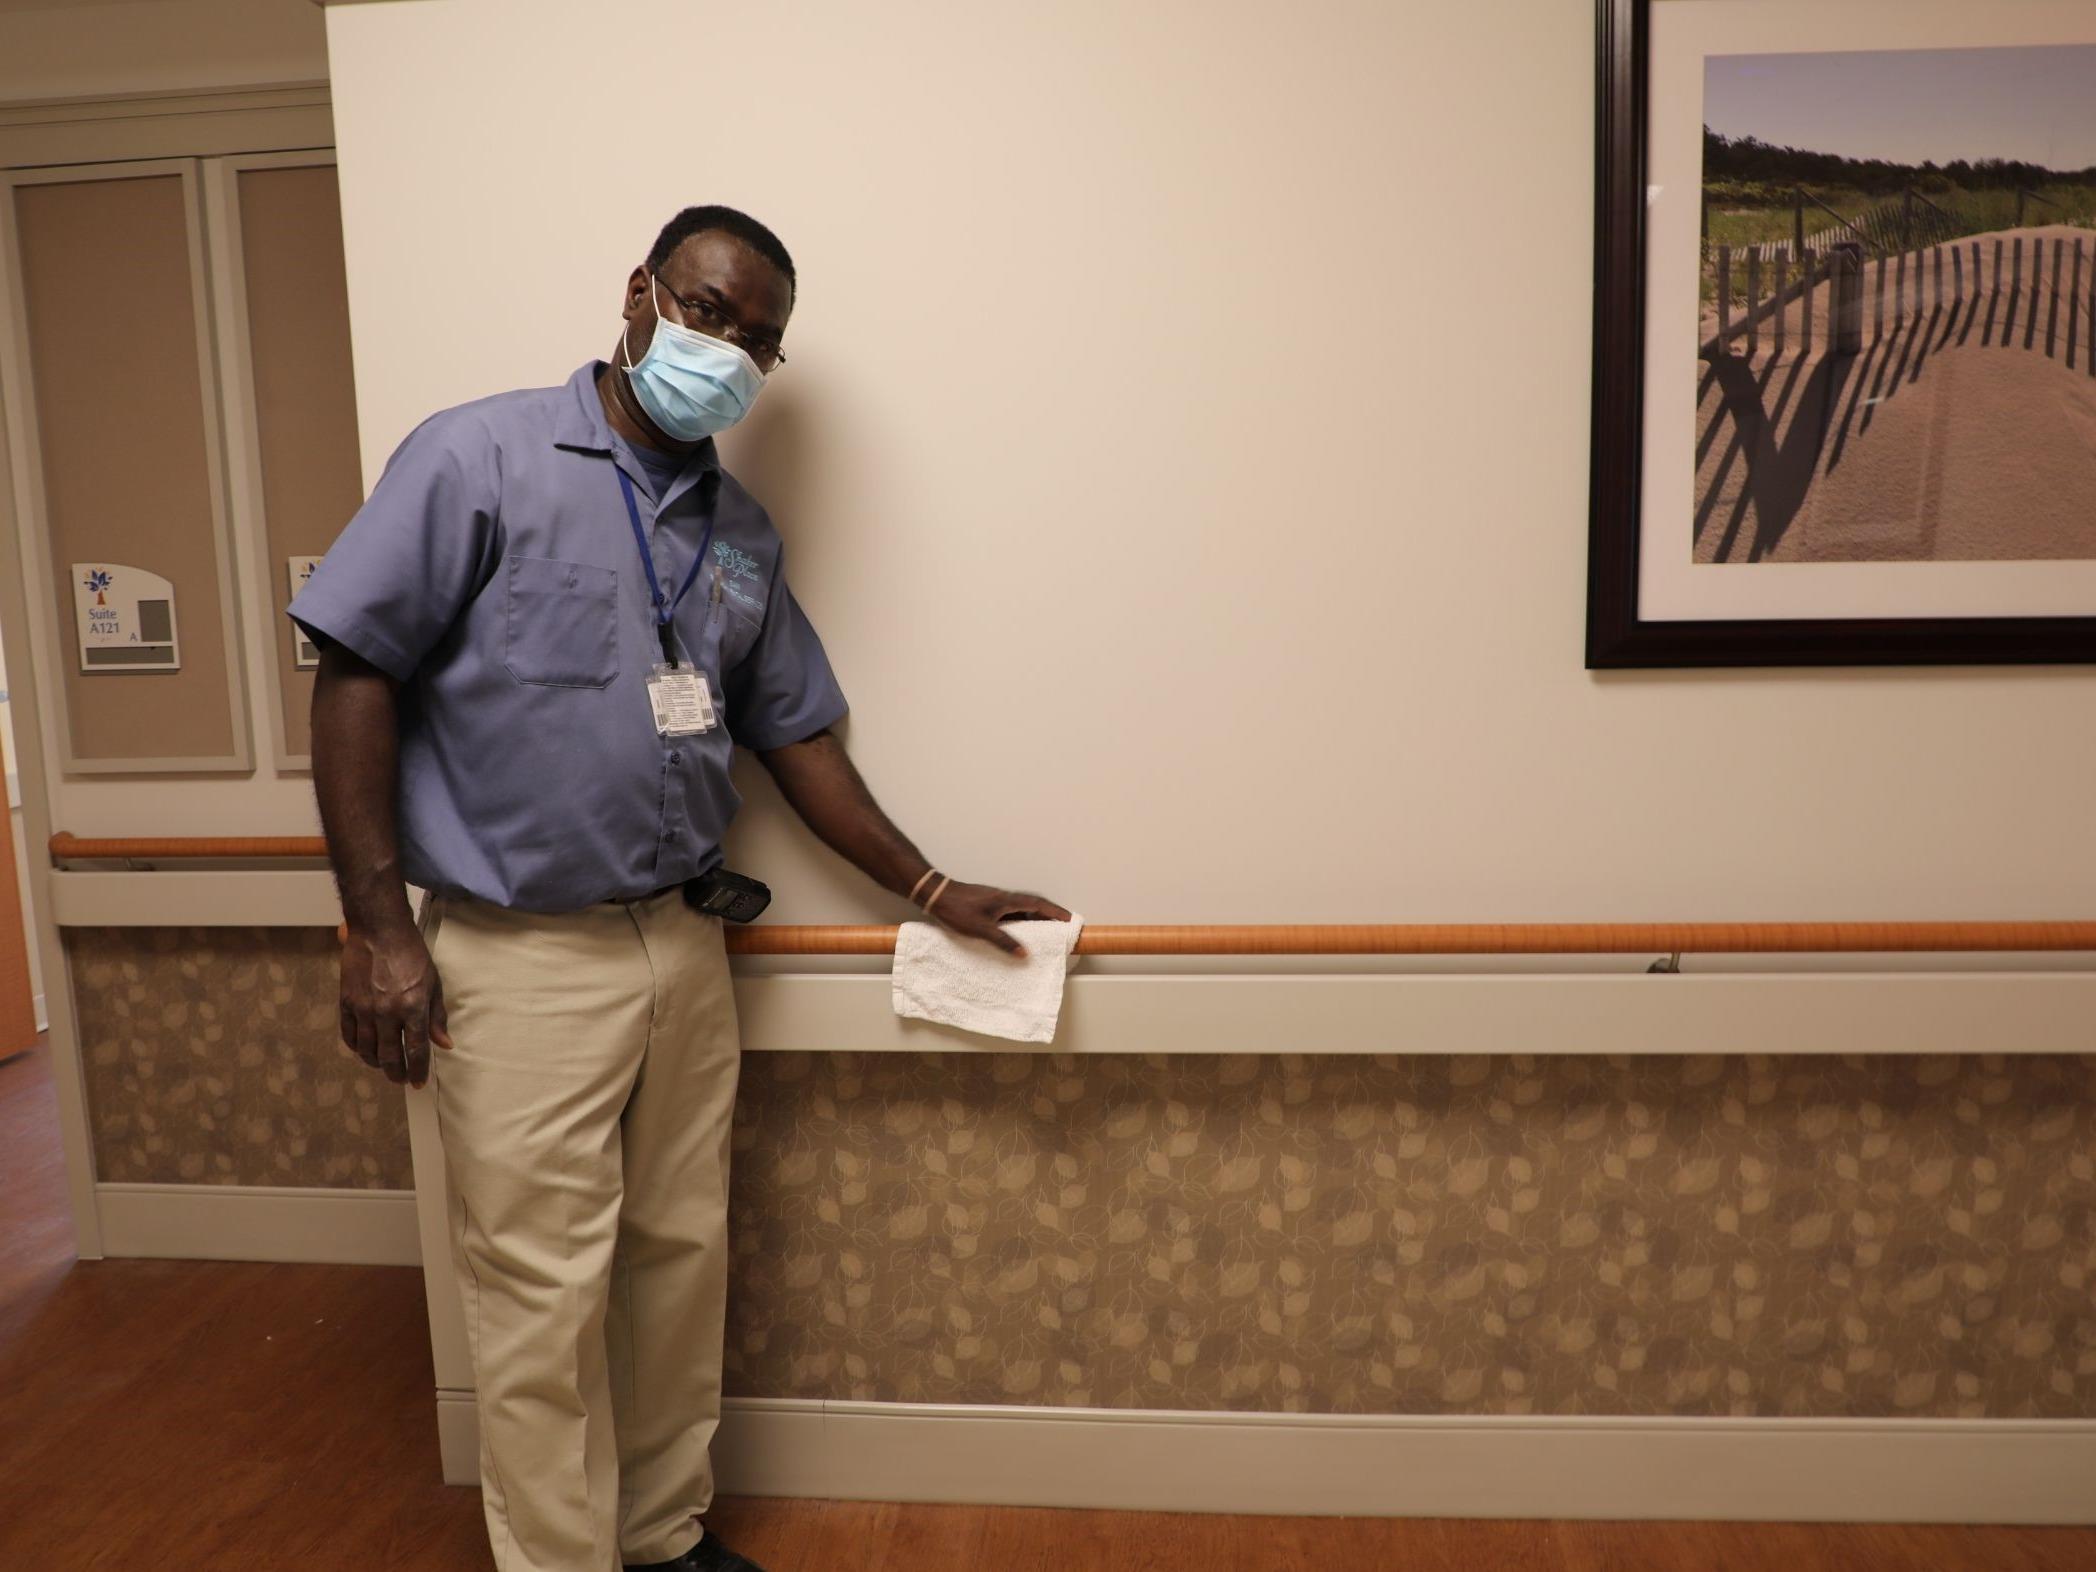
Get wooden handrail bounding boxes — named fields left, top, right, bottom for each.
left=720, top=921, right=2096, bottom=957
left=46, top=835, right=2096, bottom=957
left=52, top=833, right=330, bottom=861
left=295, top=921, right=2096, bottom=957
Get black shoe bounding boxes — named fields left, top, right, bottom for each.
left=625, top=1527, right=768, bottom=1572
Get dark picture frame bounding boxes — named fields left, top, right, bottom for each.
left=1585, top=0, right=2096, bottom=668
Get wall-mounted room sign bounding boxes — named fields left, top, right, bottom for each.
left=71, top=563, right=180, bottom=673
left=287, top=555, right=323, bottom=668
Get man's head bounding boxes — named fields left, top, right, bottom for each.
left=609, top=205, right=795, bottom=448
left=621, top=205, right=794, bottom=375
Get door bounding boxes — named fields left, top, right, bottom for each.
left=0, top=750, right=35, bottom=1056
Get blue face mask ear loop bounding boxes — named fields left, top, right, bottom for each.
left=617, top=273, right=661, bottom=382
left=618, top=274, right=690, bottom=443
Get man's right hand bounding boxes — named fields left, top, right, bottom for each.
left=340, top=923, right=453, bottom=1088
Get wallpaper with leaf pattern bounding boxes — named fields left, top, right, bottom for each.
left=69, top=929, right=2096, bottom=1417
left=71, top=927, right=411, bottom=1189
left=723, top=1050, right=2096, bottom=1418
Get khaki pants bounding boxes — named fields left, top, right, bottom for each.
left=423, top=888, right=740, bottom=1572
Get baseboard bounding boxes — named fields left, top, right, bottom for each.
left=426, top=1392, right=2096, bottom=1522
left=95, top=1182, right=419, bottom=1265
left=33, top=991, right=46, bottom=1032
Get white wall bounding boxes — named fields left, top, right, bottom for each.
left=0, top=0, right=326, bottom=104
left=318, top=0, right=2096, bottom=928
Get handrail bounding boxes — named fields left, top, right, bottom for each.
left=52, top=833, right=329, bottom=861
left=721, top=921, right=2096, bottom=957
left=46, top=834, right=2096, bottom=957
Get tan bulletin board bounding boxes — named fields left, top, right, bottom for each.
left=207, top=154, right=363, bottom=770
left=2, top=160, right=251, bottom=772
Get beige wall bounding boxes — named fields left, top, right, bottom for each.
left=323, top=0, right=2096, bottom=931
left=0, top=0, right=326, bottom=104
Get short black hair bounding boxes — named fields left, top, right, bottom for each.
left=645, top=205, right=796, bottom=298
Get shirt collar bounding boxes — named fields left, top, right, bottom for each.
left=552, top=360, right=720, bottom=477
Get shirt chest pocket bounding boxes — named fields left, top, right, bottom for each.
left=504, top=556, right=619, bottom=688
left=714, top=568, right=766, bottom=667
left=716, top=598, right=763, bottom=669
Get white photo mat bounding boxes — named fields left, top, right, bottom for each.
left=1640, top=0, right=2096, bottom=623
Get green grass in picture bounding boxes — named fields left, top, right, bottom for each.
left=1703, top=188, right=1874, bottom=250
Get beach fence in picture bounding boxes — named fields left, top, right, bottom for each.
left=1710, top=185, right=2087, bottom=266
left=1701, top=232, right=2096, bottom=372
left=1721, top=186, right=1976, bottom=266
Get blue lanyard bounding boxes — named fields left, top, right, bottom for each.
left=617, top=466, right=715, bottom=668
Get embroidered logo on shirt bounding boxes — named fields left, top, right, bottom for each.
left=712, top=541, right=764, bottom=619
left=712, top=542, right=759, bottom=583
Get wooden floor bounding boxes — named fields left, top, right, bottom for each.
left=5, top=1035, right=2096, bottom=1570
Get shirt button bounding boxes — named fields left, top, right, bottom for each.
left=669, top=751, right=682, bottom=764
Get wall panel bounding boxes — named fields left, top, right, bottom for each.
left=6, top=163, right=249, bottom=771
left=227, top=158, right=363, bottom=766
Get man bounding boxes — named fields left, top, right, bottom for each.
left=291, top=204, right=1070, bottom=1572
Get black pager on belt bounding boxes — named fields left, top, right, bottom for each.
left=684, top=866, right=772, bottom=923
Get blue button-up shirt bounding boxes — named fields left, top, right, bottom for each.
left=289, top=361, right=848, bottom=913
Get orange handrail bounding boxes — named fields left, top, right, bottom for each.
left=48, top=834, right=2096, bottom=957
left=718, top=920, right=2096, bottom=957
left=51, top=833, right=329, bottom=861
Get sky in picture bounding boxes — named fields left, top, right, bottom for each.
left=1705, top=44, right=2096, bottom=171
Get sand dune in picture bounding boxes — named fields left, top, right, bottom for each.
left=1695, top=224, right=2096, bottom=564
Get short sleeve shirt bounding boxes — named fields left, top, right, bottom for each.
left=288, top=361, right=848, bottom=913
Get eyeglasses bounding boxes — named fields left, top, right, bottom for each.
left=653, top=274, right=787, bottom=371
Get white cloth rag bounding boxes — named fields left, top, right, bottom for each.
left=891, top=913, right=1085, bottom=1043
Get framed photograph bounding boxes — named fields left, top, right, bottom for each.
left=1589, top=0, right=2096, bottom=666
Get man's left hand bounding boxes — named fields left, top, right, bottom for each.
left=928, top=882, right=1073, bottom=957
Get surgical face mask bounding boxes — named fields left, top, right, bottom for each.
left=619, top=275, right=767, bottom=442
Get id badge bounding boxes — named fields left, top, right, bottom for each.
left=647, top=662, right=717, bottom=736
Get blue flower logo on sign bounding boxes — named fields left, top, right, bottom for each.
left=84, top=569, right=113, bottom=605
